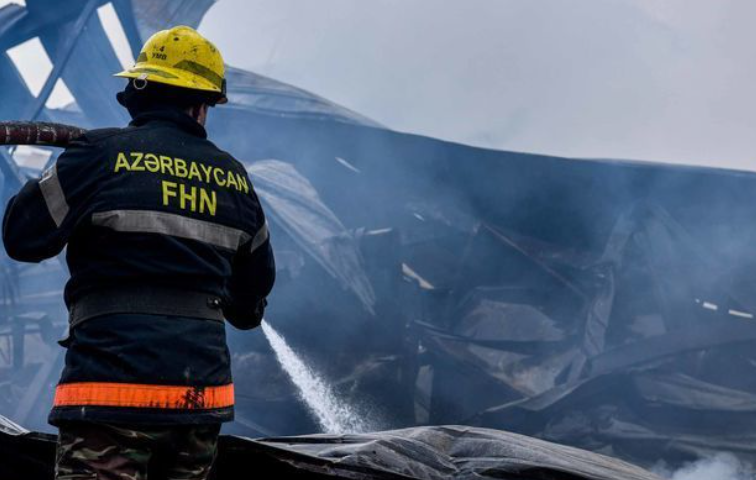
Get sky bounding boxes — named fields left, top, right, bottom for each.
left=199, top=0, right=756, bottom=171
left=3, top=0, right=756, bottom=171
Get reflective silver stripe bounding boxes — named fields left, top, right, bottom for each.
left=92, top=210, right=248, bottom=251
left=39, top=164, right=69, bottom=227
left=249, top=221, right=269, bottom=253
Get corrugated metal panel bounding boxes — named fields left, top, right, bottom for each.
left=225, top=66, right=384, bottom=128
left=129, top=0, right=215, bottom=38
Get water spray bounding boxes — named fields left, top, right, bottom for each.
left=261, top=320, right=377, bottom=434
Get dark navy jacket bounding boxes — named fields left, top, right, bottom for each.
left=2, top=108, right=275, bottom=426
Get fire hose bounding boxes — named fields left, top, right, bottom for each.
left=0, top=121, right=86, bottom=148
left=0, top=121, right=86, bottom=187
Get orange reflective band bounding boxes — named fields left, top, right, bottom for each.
left=53, top=382, right=234, bottom=410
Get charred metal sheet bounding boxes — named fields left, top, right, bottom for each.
left=0, top=417, right=663, bottom=480
left=249, top=159, right=376, bottom=314
left=225, top=66, right=384, bottom=128
left=589, top=319, right=756, bottom=377
left=254, top=426, right=663, bottom=480
left=129, top=0, right=215, bottom=39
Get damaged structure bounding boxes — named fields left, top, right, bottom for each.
left=0, top=417, right=663, bottom=480
left=0, top=0, right=754, bottom=478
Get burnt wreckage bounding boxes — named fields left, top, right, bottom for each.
left=0, top=0, right=753, bottom=478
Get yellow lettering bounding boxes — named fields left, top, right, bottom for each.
left=179, top=183, right=197, bottom=212
left=130, top=152, right=145, bottom=171
left=144, top=153, right=160, bottom=173
left=225, top=171, right=238, bottom=191
left=162, top=181, right=177, bottom=206
left=236, top=173, right=249, bottom=194
left=213, top=167, right=226, bottom=187
left=200, top=163, right=213, bottom=183
left=200, top=188, right=217, bottom=216
left=160, top=156, right=175, bottom=176
left=188, top=162, right=202, bottom=181
left=114, top=152, right=130, bottom=172
left=175, top=158, right=188, bottom=178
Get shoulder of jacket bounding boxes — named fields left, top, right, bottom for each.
left=79, top=127, right=128, bottom=144
left=230, top=156, right=249, bottom=174
left=78, top=125, right=164, bottom=147
left=200, top=137, right=246, bottom=171
left=216, top=147, right=248, bottom=173
left=62, top=127, right=142, bottom=165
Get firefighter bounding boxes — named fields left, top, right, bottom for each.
left=2, top=26, right=275, bottom=480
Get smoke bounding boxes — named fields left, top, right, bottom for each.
left=201, top=0, right=756, bottom=171
left=653, top=454, right=756, bottom=480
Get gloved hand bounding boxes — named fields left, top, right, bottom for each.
left=224, top=297, right=267, bottom=330
left=249, top=297, right=267, bottom=329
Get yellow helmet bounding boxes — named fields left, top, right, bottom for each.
left=114, top=25, right=227, bottom=104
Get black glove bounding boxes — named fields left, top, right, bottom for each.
left=224, top=297, right=267, bottom=330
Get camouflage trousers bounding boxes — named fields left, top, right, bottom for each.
left=55, top=422, right=221, bottom=480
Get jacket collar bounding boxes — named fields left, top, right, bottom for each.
left=129, top=107, right=208, bottom=139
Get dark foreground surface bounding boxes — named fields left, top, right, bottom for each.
left=0, top=416, right=661, bottom=480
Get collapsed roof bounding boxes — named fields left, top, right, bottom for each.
left=0, top=0, right=755, bottom=476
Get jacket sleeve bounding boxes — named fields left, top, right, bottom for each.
left=2, top=137, right=104, bottom=263
left=223, top=195, right=276, bottom=330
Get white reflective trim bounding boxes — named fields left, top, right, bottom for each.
left=92, top=210, right=248, bottom=251
left=249, top=221, right=269, bottom=253
left=39, top=163, right=69, bottom=227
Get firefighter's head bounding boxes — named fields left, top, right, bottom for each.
left=114, top=26, right=227, bottom=125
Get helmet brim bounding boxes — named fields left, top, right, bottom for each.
left=114, top=64, right=223, bottom=96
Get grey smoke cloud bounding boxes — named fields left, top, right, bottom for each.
left=200, top=0, right=756, bottom=171
left=654, top=453, right=755, bottom=480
